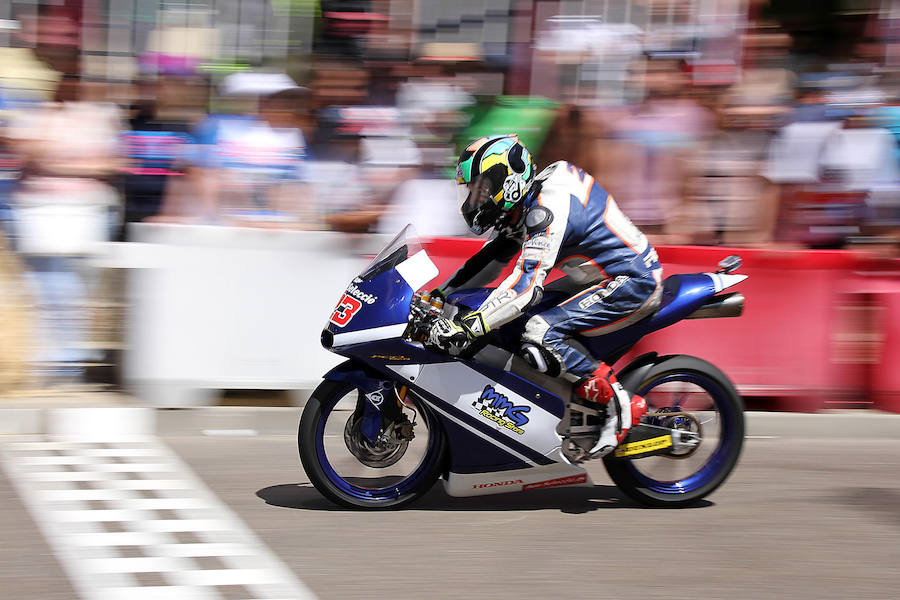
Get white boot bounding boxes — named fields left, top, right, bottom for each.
left=590, top=382, right=632, bottom=457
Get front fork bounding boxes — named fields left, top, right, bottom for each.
left=321, top=362, right=407, bottom=444
left=356, top=380, right=405, bottom=443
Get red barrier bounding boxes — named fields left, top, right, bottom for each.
left=421, top=238, right=900, bottom=412
left=856, top=274, right=900, bottom=414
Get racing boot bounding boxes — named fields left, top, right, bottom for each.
left=575, top=364, right=647, bottom=457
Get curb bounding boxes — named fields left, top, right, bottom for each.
left=2, top=406, right=900, bottom=439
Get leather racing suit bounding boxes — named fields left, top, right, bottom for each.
left=441, top=160, right=663, bottom=380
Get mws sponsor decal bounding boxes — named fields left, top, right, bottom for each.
left=471, top=385, right=531, bottom=435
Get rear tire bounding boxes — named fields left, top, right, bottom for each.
left=298, top=380, right=446, bottom=509
left=604, top=355, right=744, bottom=508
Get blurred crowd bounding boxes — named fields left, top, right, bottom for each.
left=1, top=0, right=900, bottom=390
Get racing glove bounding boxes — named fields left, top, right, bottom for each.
left=428, top=311, right=490, bottom=351
left=458, top=311, right=490, bottom=339
left=427, top=318, right=467, bottom=351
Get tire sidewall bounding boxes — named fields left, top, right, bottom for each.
left=604, top=355, right=745, bottom=508
left=298, top=380, right=446, bottom=510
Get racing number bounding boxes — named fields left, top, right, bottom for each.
left=330, top=293, right=363, bottom=327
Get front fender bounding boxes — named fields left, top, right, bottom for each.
left=321, top=360, right=401, bottom=442
left=322, top=359, right=395, bottom=389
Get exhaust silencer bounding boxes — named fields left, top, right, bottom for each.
left=687, top=292, right=745, bottom=319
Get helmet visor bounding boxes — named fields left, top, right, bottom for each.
left=458, top=176, right=498, bottom=235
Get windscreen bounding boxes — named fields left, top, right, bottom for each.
left=358, top=224, right=422, bottom=281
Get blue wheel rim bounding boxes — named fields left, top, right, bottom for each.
left=315, top=387, right=442, bottom=502
left=627, top=372, right=738, bottom=495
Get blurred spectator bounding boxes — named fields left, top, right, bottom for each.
left=6, top=76, right=122, bottom=381
left=154, top=73, right=314, bottom=228
left=118, top=77, right=197, bottom=237
left=683, top=93, right=782, bottom=246
left=594, top=57, right=714, bottom=243
left=311, top=113, right=375, bottom=233
left=0, top=95, right=24, bottom=240
left=375, top=139, right=468, bottom=237
left=322, top=130, right=422, bottom=234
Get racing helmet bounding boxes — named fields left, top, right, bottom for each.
left=456, top=134, right=535, bottom=235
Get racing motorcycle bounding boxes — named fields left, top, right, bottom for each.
left=299, top=225, right=746, bottom=509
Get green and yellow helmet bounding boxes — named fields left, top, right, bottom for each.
left=456, top=134, right=536, bottom=235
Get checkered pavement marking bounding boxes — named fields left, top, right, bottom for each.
left=1, top=436, right=317, bottom=600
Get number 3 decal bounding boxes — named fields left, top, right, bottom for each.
left=330, top=293, right=363, bottom=327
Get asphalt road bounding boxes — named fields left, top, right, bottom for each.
left=3, top=433, right=900, bottom=600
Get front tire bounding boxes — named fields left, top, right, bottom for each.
left=604, top=355, right=744, bottom=508
left=298, top=380, right=446, bottom=509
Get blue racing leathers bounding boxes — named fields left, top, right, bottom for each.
left=443, top=160, right=663, bottom=379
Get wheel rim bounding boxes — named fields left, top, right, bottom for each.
left=626, top=372, right=739, bottom=495
left=315, top=386, right=442, bottom=502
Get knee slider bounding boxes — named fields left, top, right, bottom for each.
left=520, top=343, right=561, bottom=377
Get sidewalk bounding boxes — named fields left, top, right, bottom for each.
left=2, top=390, right=900, bottom=438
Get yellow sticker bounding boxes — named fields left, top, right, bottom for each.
left=614, top=435, right=673, bottom=458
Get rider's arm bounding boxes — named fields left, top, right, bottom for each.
left=440, top=232, right=522, bottom=295
left=475, top=193, right=569, bottom=330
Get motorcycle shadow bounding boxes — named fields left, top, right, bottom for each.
left=256, top=483, right=714, bottom=513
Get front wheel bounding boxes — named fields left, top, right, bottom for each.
left=298, top=379, right=446, bottom=509
left=604, top=355, right=744, bottom=508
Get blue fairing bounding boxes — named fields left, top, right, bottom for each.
left=448, top=275, right=720, bottom=363
left=321, top=359, right=542, bottom=474
left=325, top=268, right=413, bottom=335
left=584, top=274, right=717, bottom=360
left=447, top=288, right=493, bottom=312
left=464, top=359, right=566, bottom=419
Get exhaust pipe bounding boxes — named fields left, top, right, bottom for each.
left=687, top=292, right=745, bottom=319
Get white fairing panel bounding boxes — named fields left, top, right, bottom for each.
left=396, top=250, right=439, bottom=291
left=413, top=362, right=565, bottom=461
left=331, top=323, right=408, bottom=347
left=444, top=463, right=593, bottom=497
left=706, top=273, right=748, bottom=293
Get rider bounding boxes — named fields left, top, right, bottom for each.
left=427, top=134, right=662, bottom=456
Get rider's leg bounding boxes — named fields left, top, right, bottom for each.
left=522, top=274, right=661, bottom=455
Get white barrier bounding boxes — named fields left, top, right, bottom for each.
left=110, top=224, right=390, bottom=406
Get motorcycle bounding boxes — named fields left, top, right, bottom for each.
left=299, top=225, right=746, bottom=509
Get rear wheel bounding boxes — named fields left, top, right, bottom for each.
left=604, top=355, right=744, bottom=508
left=298, top=380, right=446, bottom=509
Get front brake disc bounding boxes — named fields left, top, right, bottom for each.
left=343, top=416, right=410, bottom=468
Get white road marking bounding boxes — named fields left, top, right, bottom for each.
left=202, top=429, right=259, bottom=437
left=1, top=434, right=318, bottom=600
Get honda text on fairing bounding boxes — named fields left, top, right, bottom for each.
left=299, top=226, right=746, bottom=509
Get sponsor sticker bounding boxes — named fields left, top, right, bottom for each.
left=613, top=435, right=672, bottom=458
left=370, top=354, right=411, bottom=361
left=470, top=385, right=531, bottom=435
left=346, top=282, right=377, bottom=305
left=473, top=479, right=524, bottom=489
left=522, top=473, right=588, bottom=491
left=480, top=289, right=515, bottom=312
left=329, top=293, right=363, bottom=327
left=577, top=275, right=629, bottom=311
